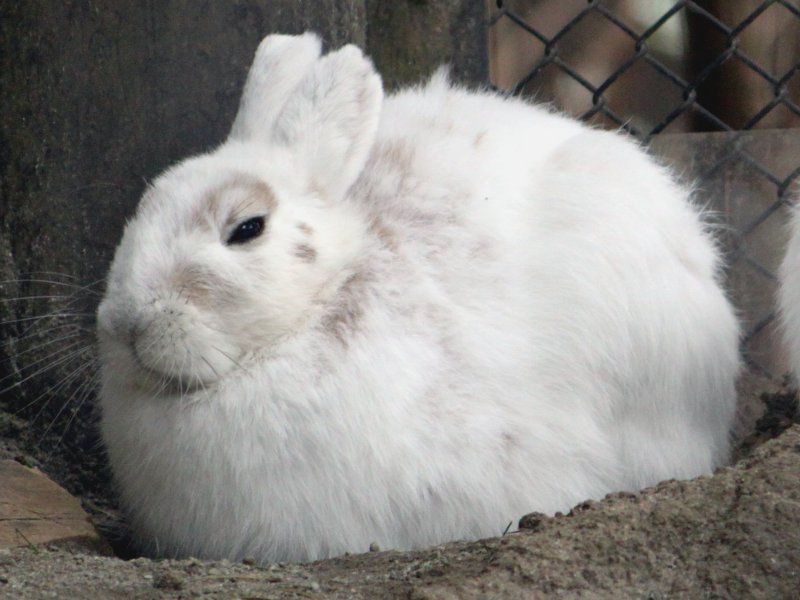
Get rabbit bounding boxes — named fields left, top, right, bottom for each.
left=779, top=205, right=800, bottom=379
left=96, top=32, right=741, bottom=564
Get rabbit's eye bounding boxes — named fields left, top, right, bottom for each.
left=227, top=216, right=265, bottom=245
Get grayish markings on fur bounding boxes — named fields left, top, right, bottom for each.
left=321, top=271, right=367, bottom=347
left=294, top=243, right=317, bottom=263
left=368, top=217, right=398, bottom=251
left=192, top=175, right=277, bottom=234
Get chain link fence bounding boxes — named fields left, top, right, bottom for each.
left=489, top=0, right=800, bottom=377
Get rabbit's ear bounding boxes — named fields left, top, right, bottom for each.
left=272, top=45, right=383, bottom=201
left=228, top=33, right=322, bottom=142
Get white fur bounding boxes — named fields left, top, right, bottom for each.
left=779, top=204, right=800, bottom=379
left=229, top=32, right=322, bottom=142
left=97, top=34, right=741, bottom=564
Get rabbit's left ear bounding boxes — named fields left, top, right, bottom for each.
left=272, top=45, right=383, bottom=201
left=229, top=33, right=323, bottom=143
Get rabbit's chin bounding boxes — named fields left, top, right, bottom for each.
left=99, top=332, right=238, bottom=398
left=131, top=350, right=222, bottom=396
left=135, top=337, right=237, bottom=388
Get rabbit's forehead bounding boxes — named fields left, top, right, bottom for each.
left=138, top=170, right=278, bottom=231
left=195, top=174, right=277, bottom=228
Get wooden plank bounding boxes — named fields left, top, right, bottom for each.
left=0, top=460, right=111, bottom=553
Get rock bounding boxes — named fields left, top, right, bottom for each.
left=734, top=370, right=781, bottom=441
left=735, top=382, right=799, bottom=461
left=517, top=511, right=547, bottom=531
left=0, top=460, right=111, bottom=554
left=152, top=569, right=185, bottom=591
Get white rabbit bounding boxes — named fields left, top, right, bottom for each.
left=97, top=32, right=741, bottom=564
left=779, top=206, right=800, bottom=379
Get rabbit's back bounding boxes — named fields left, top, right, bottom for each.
left=353, top=76, right=739, bottom=493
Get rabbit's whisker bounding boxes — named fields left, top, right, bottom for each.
left=0, top=312, right=93, bottom=328
left=0, top=339, right=88, bottom=388
left=213, top=345, right=243, bottom=370
left=0, top=331, right=83, bottom=365
left=39, top=367, right=99, bottom=450
left=16, top=352, right=97, bottom=417
left=0, top=278, right=105, bottom=297
left=21, top=270, right=83, bottom=281
left=199, top=354, right=220, bottom=379
left=0, top=294, right=85, bottom=303
left=2, top=322, right=88, bottom=347
left=50, top=377, right=97, bottom=451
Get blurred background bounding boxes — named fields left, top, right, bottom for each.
left=490, top=0, right=800, bottom=135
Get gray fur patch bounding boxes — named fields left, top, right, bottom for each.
left=294, top=243, right=317, bottom=263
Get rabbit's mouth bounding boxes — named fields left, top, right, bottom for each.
left=123, top=305, right=241, bottom=390
left=128, top=344, right=203, bottom=396
left=97, top=317, right=222, bottom=396
left=113, top=325, right=226, bottom=395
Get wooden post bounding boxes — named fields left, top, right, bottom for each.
left=366, top=0, right=488, bottom=90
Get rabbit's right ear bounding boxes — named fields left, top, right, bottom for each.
left=271, top=45, right=383, bottom=202
left=228, top=33, right=322, bottom=142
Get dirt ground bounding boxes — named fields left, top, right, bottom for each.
left=0, top=380, right=798, bottom=598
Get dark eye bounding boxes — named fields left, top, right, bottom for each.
left=227, top=216, right=265, bottom=245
